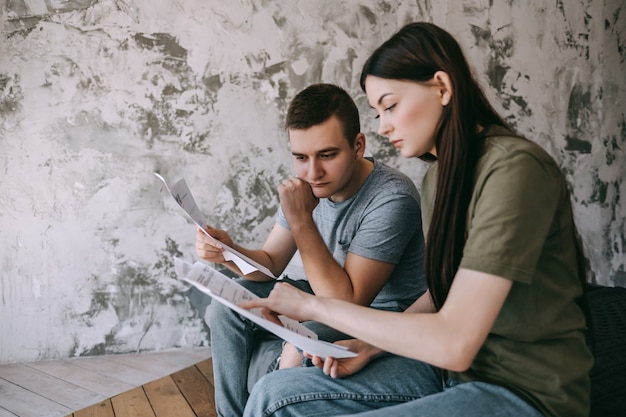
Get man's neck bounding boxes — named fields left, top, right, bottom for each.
left=329, top=158, right=375, bottom=203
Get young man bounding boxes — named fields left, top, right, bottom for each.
left=195, top=83, right=425, bottom=417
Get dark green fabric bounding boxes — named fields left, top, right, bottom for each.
left=421, top=126, right=593, bottom=417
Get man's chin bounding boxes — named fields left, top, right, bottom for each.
left=311, top=189, right=332, bottom=199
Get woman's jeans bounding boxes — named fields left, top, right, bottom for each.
left=243, top=354, right=544, bottom=417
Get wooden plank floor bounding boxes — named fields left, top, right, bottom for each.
left=0, top=347, right=213, bottom=417
left=68, top=357, right=216, bottom=417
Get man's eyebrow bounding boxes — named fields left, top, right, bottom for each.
left=291, top=147, right=341, bottom=156
left=317, top=147, right=341, bottom=153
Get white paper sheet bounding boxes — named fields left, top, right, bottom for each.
left=174, top=258, right=356, bottom=359
left=155, top=173, right=278, bottom=278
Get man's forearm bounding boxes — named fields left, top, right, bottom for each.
left=227, top=244, right=283, bottom=281
left=290, top=221, right=354, bottom=300
left=218, top=260, right=274, bottom=282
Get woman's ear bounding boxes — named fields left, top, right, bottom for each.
left=433, top=71, right=452, bottom=106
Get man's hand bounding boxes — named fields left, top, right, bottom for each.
left=195, top=226, right=234, bottom=264
left=278, top=342, right=304, bottom=369
left=307, top=339, right=384, bottom=379
left=278, top=177, right=319, bottom=226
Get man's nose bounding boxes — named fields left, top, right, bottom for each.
left=308, top=159, right=323, bottom=179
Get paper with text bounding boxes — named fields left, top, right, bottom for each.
left=155, top=173, right=278, bottom=279
left=174, top=258, right=356, bottom=359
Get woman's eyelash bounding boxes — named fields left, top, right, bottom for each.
left=374, top=104, right=396, bottom=119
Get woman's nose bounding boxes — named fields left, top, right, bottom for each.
left=378, top=116, right=391, bottom=136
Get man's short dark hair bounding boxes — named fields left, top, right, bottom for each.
left=285, top=83, right=361, bottom=147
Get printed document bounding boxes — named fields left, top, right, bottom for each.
left=155, top=173, right=279, bottom=279
left=174, top=258, right=357, bottom=359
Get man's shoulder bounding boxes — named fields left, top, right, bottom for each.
left=369, top=160, right=419, bottom=195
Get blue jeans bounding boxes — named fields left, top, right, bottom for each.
left=243, top=354, right=544, bottom=417
left=210, top=277, right=349, bottom=417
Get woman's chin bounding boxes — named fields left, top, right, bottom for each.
left=400, top=148, right=419, bottom=159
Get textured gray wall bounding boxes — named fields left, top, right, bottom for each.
left=0, top=0, right=624, bottom=363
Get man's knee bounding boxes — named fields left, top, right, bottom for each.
left=208, top=298, right=253, bottom=337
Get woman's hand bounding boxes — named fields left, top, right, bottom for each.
left=307, top=339, right=384, bottom=379
left=195, top=226, right=234, bottom=264
left=240, top=282, right=319, bottom=324
left=241, top=284, right=383, bottom=378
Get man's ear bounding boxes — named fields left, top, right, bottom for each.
left=433, top=71, right=452, bottom=106
left=354, top=133, right=366, bottom=158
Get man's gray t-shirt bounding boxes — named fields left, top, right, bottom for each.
left=277, top=159, right=426, bottom=311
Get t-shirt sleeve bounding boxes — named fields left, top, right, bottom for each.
left=460, top=150, right=563, bottom=284
left=348, top=193, right=422, bottom=264
left=276, top=205, right=289, bottom=230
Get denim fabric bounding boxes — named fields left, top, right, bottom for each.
left=243, top=354, right=442, bottom=417
left=209, top=277, right=313, bottom=417
left=244, top=354, right=544, bottom=417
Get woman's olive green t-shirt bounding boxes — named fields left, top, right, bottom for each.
left=420, top=126, right=594, bottom=417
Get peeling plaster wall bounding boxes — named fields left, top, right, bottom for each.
left=0, top=0, right=624, bottom=363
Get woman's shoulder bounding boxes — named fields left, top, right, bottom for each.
left=480, top=125, right=558, bottom=170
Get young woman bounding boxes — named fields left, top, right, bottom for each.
left=241, top=22, right=593, bottom=417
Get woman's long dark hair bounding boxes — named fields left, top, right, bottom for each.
left=360, top=22, right=507, bottom=309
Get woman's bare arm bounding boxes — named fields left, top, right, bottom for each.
left=243, top=268, right=512, bottom=371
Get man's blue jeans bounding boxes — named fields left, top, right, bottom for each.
left=210, top=277, right=350, bottom=417
left=243, top=354, right=544, bottom=417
